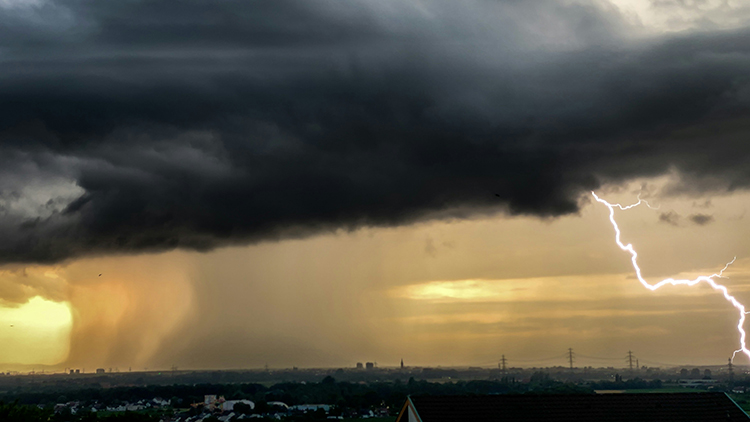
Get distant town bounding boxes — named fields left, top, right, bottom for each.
left=2, top=358, right=750, bottom=421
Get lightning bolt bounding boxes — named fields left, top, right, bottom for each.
left=592, top=192, right=749, bottom=362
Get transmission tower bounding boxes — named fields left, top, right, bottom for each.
left=500, top=355, right=507, bottom=374
left=729, top=358, right=735, bottom=384
left=627, top=351, right=634, bottom=371
left=568, top=348, right=575, bottom=370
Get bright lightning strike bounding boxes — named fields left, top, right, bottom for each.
left=592, top=192, right=749, bottom=363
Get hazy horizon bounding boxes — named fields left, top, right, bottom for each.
left=4, top=180, right=750, bottom=370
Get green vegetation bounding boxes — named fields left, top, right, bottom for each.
left=0, top=373, right=593, bottom=410
left=587, top=377, right=662, bottom=391
left=0, top=373, right=595, bottom=421
left=0, top=402, right=161, bottom=422
left=728, top=394, right=750, bottom=412
left=623, top=387, right=697, bottom=393
left=6, top=371, right=744, bottom=421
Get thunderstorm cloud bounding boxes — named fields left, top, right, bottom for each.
left=2, top=0, right=750, bottom=263
left=689, top=213, right=715, bottom=226
left=659, top=211, right=682, bottom=226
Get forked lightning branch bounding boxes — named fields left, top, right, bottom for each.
left=592, top=192, right=750, bottom=363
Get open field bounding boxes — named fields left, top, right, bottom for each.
left=623, top=388, right=700, bottom=393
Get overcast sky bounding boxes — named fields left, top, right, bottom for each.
left=2, top=0, right=750, bottom=369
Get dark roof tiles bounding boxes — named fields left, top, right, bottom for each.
left=406, top=393, right=749, bottom=422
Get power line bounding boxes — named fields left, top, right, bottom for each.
left=511, top=353, right=570, bottom=363
left=638, top=358, right=689, bottom=367
left=468, top=353, right=569, bottom=367
left=576, top=354, right=623, bottom=361
left=471, top=352, right=714, bottom=368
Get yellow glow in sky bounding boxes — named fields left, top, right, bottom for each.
left=0, top=296, right=72, bottom=365
left=4, top=178, right=750, bottom=369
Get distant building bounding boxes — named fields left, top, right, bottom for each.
left=705, top=369, right=712, bottom=378
left=401, top=359, right=404, bottom=369
left=290, top=404, right=331, bottom=412
left=356, top=362, right=363, bottom=369
left=222, top=399, right=254, bottom=411
left=366, top=362, right=375, bottom=370
left=396, top=393, right=750, bottom=421
left=96, top=368, right=105, bottom=374
left=678, top=379, right=718, bottom=388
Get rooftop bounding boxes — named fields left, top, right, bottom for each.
left=399, top=393, right=750, bottom=422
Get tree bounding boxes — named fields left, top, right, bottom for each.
left=0, top=402, right=53, bottom=422
left=234, top=402, right=253, bottom=415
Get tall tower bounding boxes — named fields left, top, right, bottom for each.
left=729, top=358, right=735, bottom=384
left=568, top=348, right=575, bottom=370
left=400, top=359, right=404, bottom=370
left=627, top=351, right=634, bottom=371
left=500, top=355, right=507, bottom=374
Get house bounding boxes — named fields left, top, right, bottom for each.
left=396, top=393, right=750, bottom=421
left=290, top=404, right=331, bottom=412
left=222, top=399, right=255, bottom=411
left=678, top=379, right=718, bottom=388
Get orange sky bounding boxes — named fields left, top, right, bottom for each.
left=2, top=178, right=750, bottom=370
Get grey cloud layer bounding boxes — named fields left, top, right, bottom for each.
left=1, top=0, right=750, bottom=263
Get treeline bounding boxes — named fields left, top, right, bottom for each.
left=1, top=374, right=595, bottom=410
left=0, top=374, right=672, bottom=421
left=588, top=377, right=663, bottom=390
left=0, top=402, right=159, bottom=422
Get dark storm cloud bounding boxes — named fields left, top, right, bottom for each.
left=659, top=211, right=681, bottom=226
left=657, top=211, right=715, bottom=227
left=689, top=213, right=715, bottom=226
left=1, top=0, right=750, bottom=263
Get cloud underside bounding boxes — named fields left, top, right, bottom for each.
left=1, top=0, right=750, bottom=263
